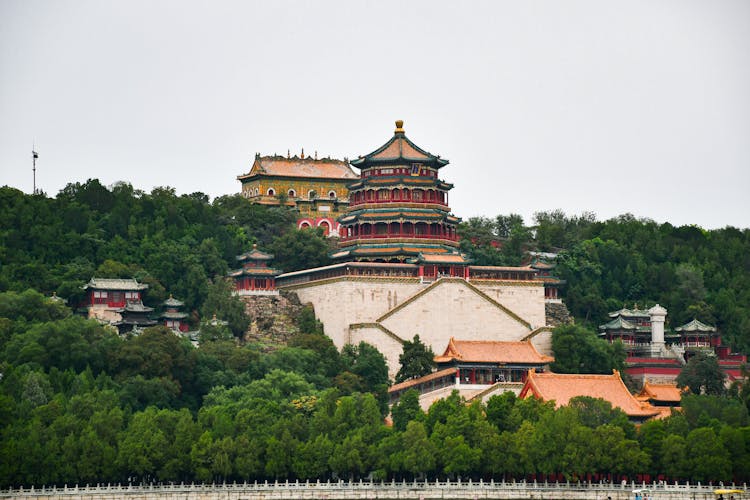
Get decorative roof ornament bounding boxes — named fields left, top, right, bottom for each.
left=349, top=119, right=449, bottom=169
left=648, top=303, right=668, bottom=317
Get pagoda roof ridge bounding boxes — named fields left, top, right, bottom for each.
left=350, top=121, right=449, bottom=169
left=83, top=278, right=148, bottom=291
left=236, top=244, right=274, bottom=261
left=163, top=295, right=184, bottom=307
left=638, top=381, right=684, bottom=403
left=228, top=266, right=282, bottom=277
left=608, top=307, right=651, bottom=318
left=675, top=318, right=716, bottom=332
left=124, top=300, right=153, bottom=312
left=435, top=337, right=554, bottom=364
left=599, top=316, right=639, bottom=330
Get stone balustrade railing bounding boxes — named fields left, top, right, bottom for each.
left=2, top=479, right=746, bottom=500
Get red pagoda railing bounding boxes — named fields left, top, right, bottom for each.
left=339, top=233, right=459, bottom=243
left=349, top=199, right=449, bottom=208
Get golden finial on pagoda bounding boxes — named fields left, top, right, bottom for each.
left=395, top=120, right=404, bottom=133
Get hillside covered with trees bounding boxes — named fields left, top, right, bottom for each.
left=459, top=210, right=750, bottom=354
left=1, top=290, right=748, bottom=486
left=1, top=181, right=749, bottom=487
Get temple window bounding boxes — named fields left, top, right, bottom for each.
left=308, top=190, right=317, bottom=199
left=267, top=188, right=275, bottom=196
left=328, top=190, right=336, bottom=199
left=288, top=189, right=296, bottom=197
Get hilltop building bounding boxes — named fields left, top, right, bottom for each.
left=159, top=295, right=189, bottom=332
left=276, top=121, right=554, bottom=377
left=237, top=153, right=358, bottom=236
left=81, top=278, right=156, bottom=334
left=599, top=305, right=746, bottom=384
left=228, top=244, right=282, bottom=296
left=333, top=119, right=466, bottom=272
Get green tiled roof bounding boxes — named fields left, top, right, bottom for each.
left=675, top=318, right=716, bottom=333
left=599, top=316, right=639, bottom=330
left=608, top=308, right=650, bottom=318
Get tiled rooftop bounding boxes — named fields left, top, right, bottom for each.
left=435, top=337, right=554, bottom=364
left=521, top=370, right=659, bottom=418
left=238, top=156, right=357, bottom=180
left=84, top=278, right=148, bottom=291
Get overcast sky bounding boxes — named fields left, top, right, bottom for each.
left=1, top=1, right=748, bottom=229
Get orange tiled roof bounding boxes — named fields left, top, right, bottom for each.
left=238, top=156, right=358, bottom=180
left=374, top=138, right=430, bottom=161
left=520, top=370, right=659, bottom=418
left=435, top=337, right=554, bottom=364
left=637, top=382, right=683, bottom=403
left=649, top=406, right=680, bottom=419
left=419, top=254, right=468, bottom=264
left=388, top=367, right=457, bottom=393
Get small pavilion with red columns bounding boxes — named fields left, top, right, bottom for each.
left=228, top=244, right=282, bottom=295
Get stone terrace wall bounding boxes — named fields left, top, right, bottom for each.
left=240, top=292, right=304, bottom=349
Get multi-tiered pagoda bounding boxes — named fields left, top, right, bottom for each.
left=332, top=120, right=468, bottom=279
left=228, top=244, right=282, bottom=295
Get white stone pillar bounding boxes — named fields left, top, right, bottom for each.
left=648, top=304, right=667, bottom=356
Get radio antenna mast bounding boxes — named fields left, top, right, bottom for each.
left=32, top=145, right=38, bottom=194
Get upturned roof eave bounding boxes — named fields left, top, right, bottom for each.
left=350, top=132, right=449, bottom=169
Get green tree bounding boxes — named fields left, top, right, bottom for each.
left=676, top=352, right=726, bottom=396
left=391, top=389, right=424, bottom=432
left=395, top=335, right=435, bottom=383
left=200, top=278, right=250, bottom=337
left=401, top=421, right=436, bottom=479
left=551, top=323, right=625, bottom=374
left=293, top=434, right=333, bottom=479
left=269, top=227, right=332, bottom=273
left=485, top=391, right=517, bottom=432
left=685, top=427, right=731, bottom=482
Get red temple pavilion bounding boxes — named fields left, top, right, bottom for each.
left=228, top=244, right=282, bottom=295
left=332, top=120, right=470, bottom=279
left=160, top=295, right=189, bottom=332
left=389, top=337, right=554, bottom=408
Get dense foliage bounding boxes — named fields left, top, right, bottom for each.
left=0, top=182, right=332, bottom=319
left=2, top=289, right=749, bottom=487
left=2, top=182, right=750, bottom=486
left=459, top=210, right=750, bottom=354
left=550, top=324, right=626, bottom=375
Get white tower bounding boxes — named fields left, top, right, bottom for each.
left=648, top=304, right=667, bottom=356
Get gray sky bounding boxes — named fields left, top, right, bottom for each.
left=1, top=1, right=749, bottom=229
